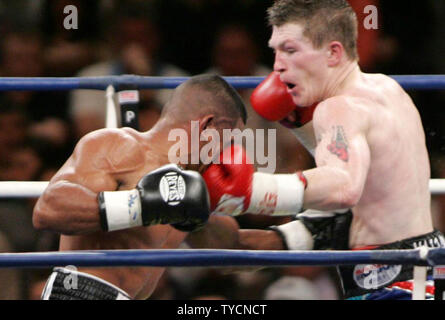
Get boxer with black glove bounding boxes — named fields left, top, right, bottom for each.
left=34, top=74, right=247, bottom=300
left=98, top=164, right=210, bottom=232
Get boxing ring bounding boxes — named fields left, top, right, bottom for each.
left=2, top=74, right=445, bottom=300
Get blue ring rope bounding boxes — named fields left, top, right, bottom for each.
left=0, top=248, right=440, bottom=269
left=0, top=75, right=443, bottom=91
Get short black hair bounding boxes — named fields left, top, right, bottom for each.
left=185, top=74, right=247, bottom=124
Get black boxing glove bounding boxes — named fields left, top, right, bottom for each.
left=269, top=209, right=352, bottom=250
left=98, top=164, right=210, bottom=232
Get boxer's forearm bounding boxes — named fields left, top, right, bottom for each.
left=186, top=215, right=240, bottom=249
left=238, top=229, right=285, bottom=250
left=33, top=180, right=102, bottom=235
left=303, top=166, right=362, bottom=211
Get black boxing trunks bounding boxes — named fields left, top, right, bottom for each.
left=41, top=267, right=131, bottom=300
left=338, top=230, right=445, bottom=300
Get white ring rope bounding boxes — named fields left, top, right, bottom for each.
left=105, top=85, right=118, bottom=128
left=0, top=179, right=445, bottom=198
left=429, top=179, right=445, bottom=195
left=0, top=181, right=48, bottom=198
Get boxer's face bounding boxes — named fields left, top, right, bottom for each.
left=269, top=23, right=329, bottom=107
left=195, top=117, right=245, bottom=174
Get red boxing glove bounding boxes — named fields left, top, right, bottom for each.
left=250, top=72, right=296, bottom=121
left=202, top=144, right=255, bottom=215
left=279, top=103, right=318, bottom=129
left=203, top=144, right=307, bottom=216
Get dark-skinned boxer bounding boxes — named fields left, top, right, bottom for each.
left=34, top=74, right=247, bottom=300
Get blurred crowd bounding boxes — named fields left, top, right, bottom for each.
left=0, top=0, right=444, bottom=300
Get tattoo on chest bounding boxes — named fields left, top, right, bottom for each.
left=327, top=126, right=349, bottom=162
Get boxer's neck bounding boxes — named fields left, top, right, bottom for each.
left=141, top=119, right=181, bottom=166
left=323, top=61, right=360, bottom=100
left=143, top=118, right=202, bottom=170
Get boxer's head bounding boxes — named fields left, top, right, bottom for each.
left=157, top=74, right=247, bottom=172
left=267, top=0, right=358, bottom=106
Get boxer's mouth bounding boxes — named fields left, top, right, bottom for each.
left=285, top=82, right=296, bottom=89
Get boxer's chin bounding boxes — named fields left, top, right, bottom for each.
left=292, top=93, right=314, bottom=108
left=290, top=94, right=300, bottom=106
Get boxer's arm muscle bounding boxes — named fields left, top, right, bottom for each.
left=33, top=130, right=143, bottom=235
left=186, top=215, right=241, bottom=249
left=302, top=98, right=371, bottom=210
left=186, top=215, right=285, bottom=250
left=238, top=229, right=286, bottom=250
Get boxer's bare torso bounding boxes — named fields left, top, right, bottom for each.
left=309, top=71, right=432, bottom=248
left=36, top=127, right=186, bottom=299
left=238, top=71, right=433, bottom=253
left=269, top=22, right=432, bottom=248
left=34, top=74, right=248, bottom=300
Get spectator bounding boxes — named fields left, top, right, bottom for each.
left=40, top=0, right=102, bottom=76
left=210, top=24, right=268, bottom=77
left=0, top=31, right=70, bottom=123
left=0, top=103, right=28, bottom=162
left=0, top=138, right=60, bottom=299
left=138, top=97, right=163, bottom=132
left=69, top=2, right=188, bottom=139
left=0, top=143, right=43, bottom=182
left=0, top=232, right=21, bottom=299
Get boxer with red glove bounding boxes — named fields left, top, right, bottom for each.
left=250, top=72, right=317, bottom=155
left=203, top=144, right=307, bottom=216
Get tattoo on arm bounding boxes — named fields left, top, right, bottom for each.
left=327, top=126, right=349, bottom=162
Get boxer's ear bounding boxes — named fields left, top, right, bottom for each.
left=199, top=114, right=215, bottom=131
left=327, top=41, right=344, bottom=67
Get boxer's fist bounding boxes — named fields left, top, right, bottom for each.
left=270, top=209, right=352, bottom=250
left=202, top=144, right=254, bottom=215
left=250, top=72, right=296, bottom=121
left=99, top=164, right=210, bottom=232
left=203, top=145, right=306, bottom=216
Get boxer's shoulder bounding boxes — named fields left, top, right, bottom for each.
left=73, top=128, right=146, bottom=172
left=80, top=127, right=141, bottom=143
left=362, top=73, right=406, bottom=100
left=369, top=73, right=400, bottom=88
left=314, top=95, right=370, bottom=130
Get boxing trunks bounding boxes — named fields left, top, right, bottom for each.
left=41, top=267, right=131, bottom=300
left=339, top=230, right=445, bottom=300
